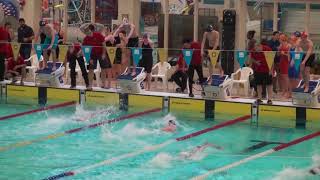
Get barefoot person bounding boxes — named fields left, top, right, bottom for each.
left=298, top=32, right=315, bottom=92
left=34, top=20, right=59, bottom=70
left=139, top=33, right=153, bottom=90
left=201, top=24, right=220, bottom=77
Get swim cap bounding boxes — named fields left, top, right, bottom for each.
left=206, top=25, right=213, bottom=32
left=293, top=31, right=301, bottom=38
left=301, top=31, right=308, bottom=38
left=39, top=20, right=46, bottom=27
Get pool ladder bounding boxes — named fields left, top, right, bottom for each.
left=251, top=102, right=258, bottom=127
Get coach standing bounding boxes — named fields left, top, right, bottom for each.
left=18, top=18, right=34, bottom=59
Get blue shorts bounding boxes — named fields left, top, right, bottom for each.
left=42, top=34, right=59, bottom=50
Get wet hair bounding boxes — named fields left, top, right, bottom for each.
left=88, top=24, right=95, bottom=32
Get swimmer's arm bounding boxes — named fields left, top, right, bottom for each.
left=213, top=32, right=219, bottom=50
left=127, top=24, right=135, bottom=39
left=302, top=41, right=313, bottom=64
left=201, top=32, right=207, bottom=55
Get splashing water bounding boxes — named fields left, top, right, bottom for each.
left=148, top=152, right=175, bottom=168
left=272, top=154, right=320, bottom=180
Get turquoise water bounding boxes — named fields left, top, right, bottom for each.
left=0, top=101, right=319, bottom=180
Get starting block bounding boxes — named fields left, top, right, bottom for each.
left=35, top=62, right=65, bottom=87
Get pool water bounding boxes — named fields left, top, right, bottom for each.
left=0, top=101, right=319, bottom=180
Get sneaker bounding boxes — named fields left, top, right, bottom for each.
left=189, top=93, right=194, bottom=97
left=267, top=99, right=273, bottom=105
left=70, top=85, right=76, bottom=89
left=176, top=88, right=182, bottom=93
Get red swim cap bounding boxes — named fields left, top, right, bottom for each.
left=301, top=31, right=308, bottom=38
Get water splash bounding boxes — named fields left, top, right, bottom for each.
left=148, top=152, right=174, bottom=168
left=272, top=154, right=320, bottom=180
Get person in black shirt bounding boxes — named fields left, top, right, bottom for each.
left=17, top=18, right=34, bottom=59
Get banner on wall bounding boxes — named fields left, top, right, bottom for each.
left=236, top=51, right=247, bottom=68
left=294, top=52, right=304, bottom=72
left=81, top=46, right=92, bottom=64
left=34, top=44, right=43, bottom=60
left=158, top=48, right=168, bottom=63
left=264, top=51, right=276, bottom=70
left=208, top=50, right=220, bottom=67
left=132, top=48, right=142, bottom=65
left=182, top=49, right=193, bottom=66
left=106, top=47, right=117, bottom=64
left=11, top=42, right=21, bottom=60
left=58, top=45, right=68, bottom=61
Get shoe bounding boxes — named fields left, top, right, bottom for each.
left=255, top=99, right=263, bottom=104
left=189, top=93, right=194, bottom=97
left=70, top=85, right=76, bottom=89
left=267, top=99, right=273, bottom=105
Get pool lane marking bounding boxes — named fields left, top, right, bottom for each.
left=242, top=140, right=284, bottom=153
left=42, top=115, right=252, bottom=180
left=0, top=101, right=77, bottom=121
left=0, top=108, right=161, bottom=152
left=191, top=131, right=320, bottom=180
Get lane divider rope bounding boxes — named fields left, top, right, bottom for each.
left=191, top=131, right=320, bottom=180
left=43, top=115, right=252, bottom=180
left=0, top=101, right=77, bottom=121
left=0, top=108, right=162, bottom=152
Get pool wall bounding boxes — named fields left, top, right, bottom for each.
left=1, top=84, right=320, bottom=130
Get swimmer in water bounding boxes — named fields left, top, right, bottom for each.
left=180, top=142, right=223, bottom=159
left=162, top=120, right=177, bottom=133
left=309, top=166, right=320, bottom=175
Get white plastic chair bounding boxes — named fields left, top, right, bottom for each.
left=231, top=67, right=253, bottom=97
left=25, top=54, right=41, bottom=83
left=151, top=62, right=171, bottom=90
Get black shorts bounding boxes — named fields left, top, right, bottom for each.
left=127, top=37, right=139, bottom=48
left=302, top=53, right=315, bottom=67
left=139, top=59, right=153, bottom=73
left=254, top=72, right=272, bottom=86
left=88, top=55, right=109, bottom=70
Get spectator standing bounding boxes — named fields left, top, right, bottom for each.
left=138, top=33, right=153, bottom=91
left=17, top=18, right=34, bottom=59
left=0, top=22, right=12, bottom=81
left=268, top=31, right=280, bottom=93
left=278, top=34, right=291, bottom=98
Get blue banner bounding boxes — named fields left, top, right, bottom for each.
left=182, top=49, right=193, bottom=66
left=132, top=48, right=142, bottom=65
left=34, top=44, right=43, bottom=61
left=294, top=52, right=303, bottom=72
left=81, top=46, right=92, bottom=64
left=236, top=51, right=247, bottom=68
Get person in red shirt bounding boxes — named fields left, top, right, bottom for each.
left=171, top=40, right=189, bottom=93
left=250, top=40, right=273, bottom=104
left=0, top=22, right=12, bottom=81
left=82, top=24, right=107, bottom=89
left=185, top=39, right=204, bottom=97
left=64, top=42, right=89, bottom=89
left=4, top=55, right=26, bottom=85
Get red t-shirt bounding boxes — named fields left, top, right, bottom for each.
left=7, top=56, right=25, bottom=71
left=0, top=27, right=11, bottom=55
left=190, top=42, right=202, bottom=65
left=250, top=45, right=272, bottom=73
left=82, top=32, right=105, bottom=56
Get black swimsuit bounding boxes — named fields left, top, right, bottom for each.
left=139, top=43, right=153, bottom=73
